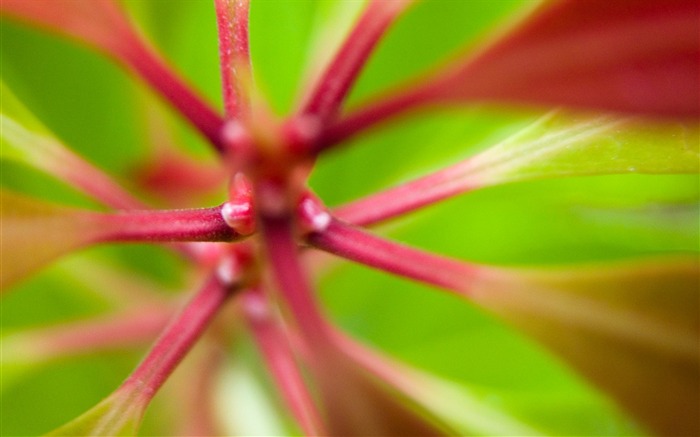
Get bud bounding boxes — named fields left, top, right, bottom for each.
left=297, top=192, right=331, bottom=235
left=221, top=173, right=256, bottom=235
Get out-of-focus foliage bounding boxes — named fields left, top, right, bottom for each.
left=1, top=1, right=697, bottom=436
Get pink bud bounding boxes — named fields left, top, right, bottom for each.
left=297, top=193, right=331, bottom=234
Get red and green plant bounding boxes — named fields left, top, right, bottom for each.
left=1, top=0, right=698, bottom=435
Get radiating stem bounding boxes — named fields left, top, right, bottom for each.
left=215, top=0, right=251, bottom=120
left=93, top=204, right=246, bottom=243
left=63, top=162, right=146, bottom=211
left=299, top=0, right=413, bottom=124
left=260, top=215, right=332, bottom=346
left=4, top=306, right=172, bottom=363
left=316, top=81, right=439, bottom=152
left=120, top=274, right=237, bottom=405
left=243, top=288, right=326, bottom=436
left=121, top=37, right=225, bottom=150
left=334, top=156, right=479, bottom=226
left=307, top=218, right=478, bottom=296
left=2, top=0, right=226, bottom=150
left=0, top=114, right=145, bottom=210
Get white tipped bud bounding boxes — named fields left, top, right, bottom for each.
left=298, top=195, right=331, bottom=234
left=311, top=210, right=331, bottom=231
left=221, top=200, right=255, bottom=235
left=222, top=201, right=250, bottom=224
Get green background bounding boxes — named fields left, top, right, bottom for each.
left=1, top=0, right=697, bottom=435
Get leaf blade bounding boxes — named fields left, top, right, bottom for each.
left=0, top=189, right=104, bottom=290
left=440, top=0, right=700, bottom=117
left=468, top=112, right=700, bottom=186
left=335, top=112, right=700, bottom=226
left=473, top=257, right=700, bottom=436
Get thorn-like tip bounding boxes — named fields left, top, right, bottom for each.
left=221, top=201, right=255, bottom=235
left=298, top=194, right=331, bottom=234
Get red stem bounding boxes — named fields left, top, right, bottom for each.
left=1, top=1, right=225, bottom=150
left=16, top=306, right=172, bottom=361
left=334, top=157, right=479, bottom=226
left=315, top=81, right=439, bottom=152
left=260, top=215, right=332, bottom=346
left=93, top=204, right=244, bottom=243
left=120, top=35, right=226, bottom=151
left=307, top=218, right=479, bottom=296
left=243, top=289, right=326, bottom=436
left=299, top=0, right=413, bottom=123
left=64, top=164, right=145, bottom=211
left=121, top=274, right=236, bottom=404
left=215, top=0, right=251, bottom=119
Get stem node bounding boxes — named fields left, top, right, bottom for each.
left=297, top=192, right=332, bottom=235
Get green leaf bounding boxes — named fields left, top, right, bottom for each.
left=1, top=81, right=141, bottom=210
left=319, top=253, right=644, bottom=435
left=470, top=112, right=700, bottom=186
left=45, top=390, right=143, bottom=437
left=391, top=174, right=699, bottom=266
left=0, top=189, right=103, bottom=290
left=1, top=16, right=146, bottom=174
left=474, top=257, right=700, bottom=436
left=574, top=201, right=700, bottom=253
left=0, top=80, right=48, bottom=131
left=338, top=335, right=546, bottom=436
left=0, top=80, right=64, bottom=168
left=348, top=0, right=533, bottom=105
left=0, top=0, right=133, bottom=56
left=332, top=111, right=699, bottom=227
left=249, top=0, right=320, bottom=114
left=3, top=0, right=698, bottom=435
left=312, top=106, right=540, bottom=206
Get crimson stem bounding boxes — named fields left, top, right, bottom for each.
left=243, top=288, right=326, bottom=436
left=334, top=156, right=480, bottom=226
left=316, top=82, right=439, bottom=152
left=215, top=0, right=251, bottom=119
left=121, top=36, right=226, bottom=151
left=7, top=306, right=172, bottom=362
left=56, top=155, right=146, bottom=211
left=299, top=0, right=413, bottom=124
left=260, top=214, right=332, bottom=347
left=94, top=204, right=244, bottom=243
left=120, top=274, right=237, bottom=405
left=307, top=218, right=479, bottom=296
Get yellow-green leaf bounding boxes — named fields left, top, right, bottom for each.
left=1, top=81, right=68, bottom=170
left=337, top=334, right=544, bottom=436
left=1, top=82, right=140, bottom=210
left=45, top=390, right=143, bottom=437
left=473, top=257, right=700, bottom=436
left=334, top=112, right=699, bottom=227
left=0, top=189, right=103, bottom=290
left=469, top=111, right=700, bottom=187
